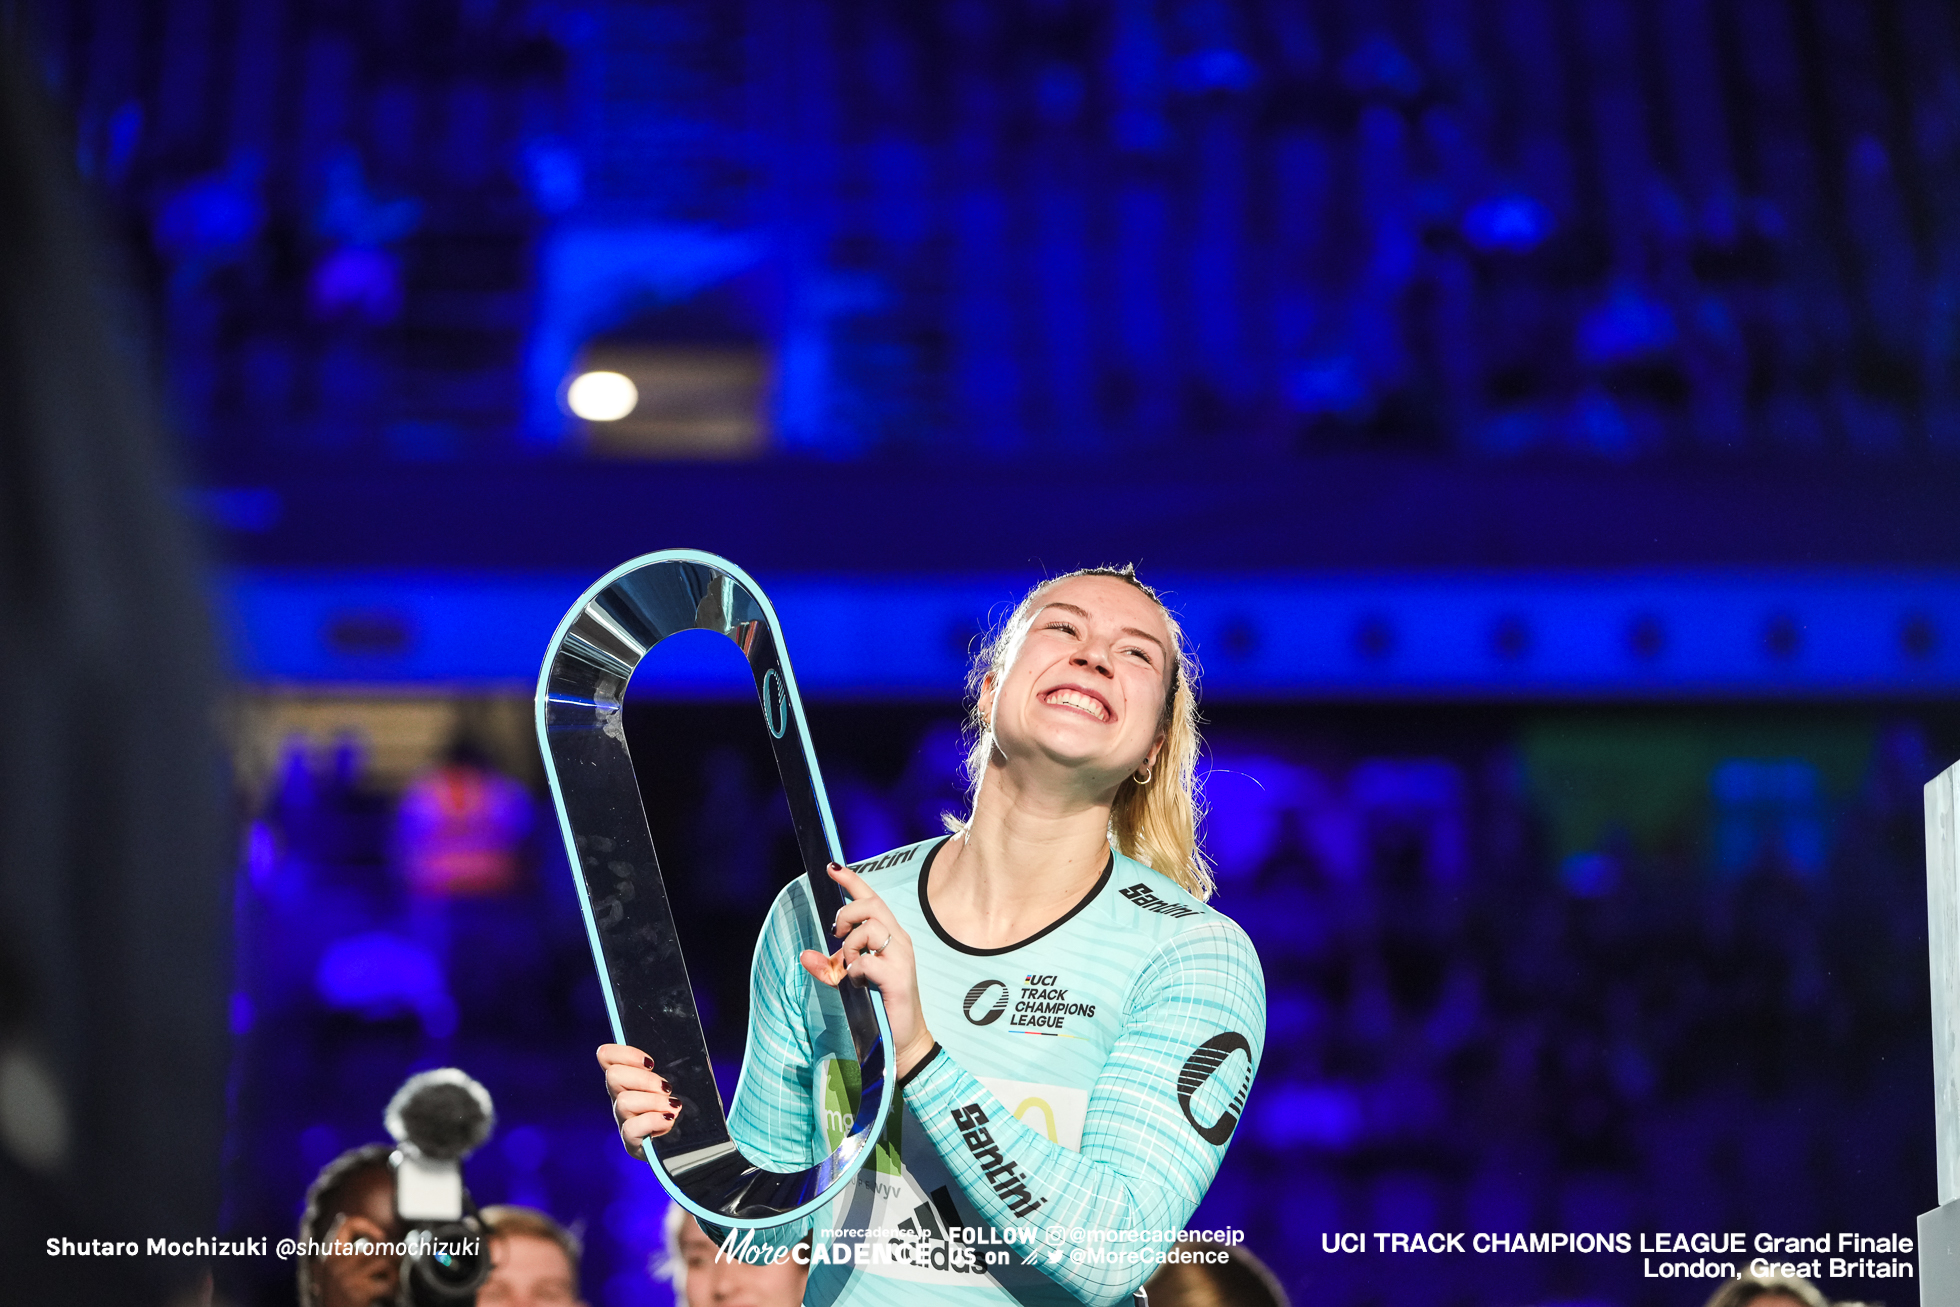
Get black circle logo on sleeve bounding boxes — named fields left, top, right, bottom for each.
left=1176, top=1031, right=1253, bottom=1145
left=962, top=980, right=1009, bottom=1026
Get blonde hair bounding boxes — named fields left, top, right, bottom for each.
left=944, top=565, right=1214, bottom=900
left=1699, top=1273, right=1829, bottom=1307
left=480, top=1204, right=583, bottom=1279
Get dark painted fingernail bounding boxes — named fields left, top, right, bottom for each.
left=643, top=1056, right=655, bottom=1070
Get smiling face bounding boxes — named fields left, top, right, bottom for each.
left=984, top=573, right=1175, bottom=795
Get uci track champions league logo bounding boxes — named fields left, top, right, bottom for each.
left=1177, top=1032, right=1252, bottom=1146
left=964, top=976, right=1096, bottom=1034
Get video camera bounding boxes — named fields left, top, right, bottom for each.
left=383, top=1068, right=496, bottom=1305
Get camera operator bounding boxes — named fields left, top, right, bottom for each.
left=298, top=1160, right=588, bottom=1307
left=295, top=1067, right=505, bottom=1306
left=297, top=1145, right=402, bottom=1307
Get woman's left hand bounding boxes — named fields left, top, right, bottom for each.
left=800, top=863, right=937, bottom=1078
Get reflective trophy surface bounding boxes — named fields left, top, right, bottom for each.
left=534, top=550, right=893, bottom=1226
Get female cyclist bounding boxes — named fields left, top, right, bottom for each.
left=600, top=566, right=1266, bottom=1306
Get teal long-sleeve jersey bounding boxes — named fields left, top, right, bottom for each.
left=721, top=836, right=1266, bottom=1307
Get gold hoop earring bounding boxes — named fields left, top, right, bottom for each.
left=1133, top=762, right=1154, bottom=785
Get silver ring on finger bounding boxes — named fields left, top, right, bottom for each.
left=864, top=931, right=892, bottom=955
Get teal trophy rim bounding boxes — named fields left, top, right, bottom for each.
left=533, top=547, right=896, bottom=1229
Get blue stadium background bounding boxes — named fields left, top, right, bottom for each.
left=27, top=0, right=1960, bottom=1302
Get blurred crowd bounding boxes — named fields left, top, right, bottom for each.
left=32, top=0, right=1960, bottom=461
left=1205, top=715, right=1934, bottom=1306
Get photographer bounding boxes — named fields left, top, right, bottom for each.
left=297, top=1146, right=401, bottom=1307
left=295, top=1069, right=507, bottom=1306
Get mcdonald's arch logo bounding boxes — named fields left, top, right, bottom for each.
left=1013, top=1097, right=1059, bottom=1143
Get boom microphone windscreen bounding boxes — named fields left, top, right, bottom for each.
left=383, top=1068, right=495, bottom=1162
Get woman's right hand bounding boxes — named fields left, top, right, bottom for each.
left=597, top=1043, right=680, bottom=1156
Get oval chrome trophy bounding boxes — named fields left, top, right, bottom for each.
left=534, top=549, right=892, bottom=1226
